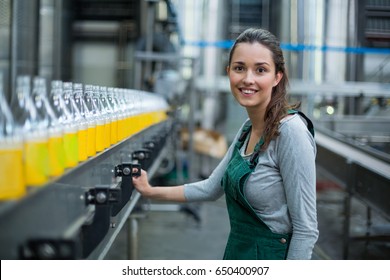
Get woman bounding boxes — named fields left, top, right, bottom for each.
left=132, top=28, right=319, bottom=260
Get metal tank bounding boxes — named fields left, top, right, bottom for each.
left=0, top=0, right=11, bottom=101
left=199, top=0, right=229, bottom=130
left=279, top=0, right=353, bottom=83
left=0, top=0, right=71, bottom=101
left=0, top=0, right=39, bottom=101
left=38, top=0, right=72, bottom=82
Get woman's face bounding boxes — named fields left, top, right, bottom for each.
left=227, top=42, right=282, bottom=112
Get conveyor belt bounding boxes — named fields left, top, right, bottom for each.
left=0, top=119, right=173, bottom=259
left=86, top=145, right=169, bottom=260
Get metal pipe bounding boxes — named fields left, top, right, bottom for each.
left=127, top=216, right=139, bottom=259
left=9, top=0, right=17, bottom=98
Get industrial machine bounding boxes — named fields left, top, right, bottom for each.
left=0, top=88, right=173, bottom=260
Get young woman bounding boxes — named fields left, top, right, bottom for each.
left=132, top=28, right=319, bottom=260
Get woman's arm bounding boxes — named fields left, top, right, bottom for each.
left=132, top=169, right=186, bottom=202
left=278, top=116, right=319, bottom=260
left=133, top=119, right=250, bottom=203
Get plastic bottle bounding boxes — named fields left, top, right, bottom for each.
left=0, top=74, right=25, bottom=199
left=92, top=85, right=106, bottom=152
left=119, top=88, right=137, bottom=138
left=49, top=80, right=75, bottom=170
left=32, top=77, right=65, bottom=177
left=130, top=89, right=144, bottom=133
left=116, top=88, right=128, bottom=139
left=12, top=76, right=49, bottom=186
left=62, top=82, right=79, bottom=167
left=113, top=88, right=125, bottom=141
left=83, top=85, right=97, bottom=157
left=98, top=86, right=112, bottom=149
left=106, top=87, right=118, bottom=145
left=73, top=83, right=88, bottom=162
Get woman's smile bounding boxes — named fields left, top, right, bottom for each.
left=240, top=87, right=258, bottom=96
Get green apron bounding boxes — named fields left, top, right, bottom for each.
left=221, top=110, right=314, bottom=260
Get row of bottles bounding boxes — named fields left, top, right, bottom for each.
left=0, top=75, right=169, bottom=201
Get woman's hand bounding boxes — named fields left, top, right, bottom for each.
left=132, top=169, right=153, bottom=197
left=132, top=169, right=186, bottom=202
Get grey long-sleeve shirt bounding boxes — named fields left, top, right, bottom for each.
left=184, top=114, right=319, bottom=260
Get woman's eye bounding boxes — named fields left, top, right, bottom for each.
left=257, top=68, right=266, bottom=73
left=234, top=66, right=244, bottom=72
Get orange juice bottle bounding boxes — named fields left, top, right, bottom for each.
left=86, top=124, right=96, bottom=157
left=113, top=88, right=126, bottom=141
left=0, top=139, right=25, bottom=200
left=73, top=83, right=90, bottom=161
left=24, top=133, right=50, bottom=186
left=48, top=129, right=65, bottom=177
left=49, top=80, right=73, bottom=169
left=0, top=74, right=26, bottom=199
left=132, top=113, right=141, bottom=134
left=117, top=113, right=124, bottom=141
left=123, top=89, right=134, bottom=139
left=97, top=86, right=112, bottom=148
left=106, top=87, right=117, bottom=145
left=63, top=126, right=78, bottom=168
left=91, top=85, right=106, bottom=151
left=82, top=84, right=98, bottom=156
left=110, top=117, right=118, bottom=145
left=78, top=126, right=87, bottom=162
left=30, top=77, right=66, bottom=179
left=62, top=82, right=84, bottom=167
left=9, top=76, right=51, bottom=187
left=95, top=120, right=105, bottom=152
left=104, top=119, right=111, bottom=149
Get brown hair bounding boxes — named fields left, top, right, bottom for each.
left=228, top=28, right=298, bottom=150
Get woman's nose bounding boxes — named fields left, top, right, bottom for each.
left=242, top=70, right=255, bottom=84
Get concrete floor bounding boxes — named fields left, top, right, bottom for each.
left=105, top=198, right=230, bottom=260
left=104, top=166, right=390, bottom=260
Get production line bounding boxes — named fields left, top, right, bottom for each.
left=0, top=79, right=174, bottom=259
left=1, top=0, right=390, bottom=261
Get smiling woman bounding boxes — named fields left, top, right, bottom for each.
left=227, top=43, right=279, bottom=106
left=132, top=28, right=318, bottom=260
left=226, top=42, right=283, bottom=153
left=226, top=28, right=296, bottom=152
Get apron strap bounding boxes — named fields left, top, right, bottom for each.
left=287, top=109, right=315, bottom=137
left=238, top=122, right=252, bottom=144
left=247, top=110, right=315, bottom=168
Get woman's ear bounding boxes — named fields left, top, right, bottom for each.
left=226, top=65, right=230, bottom=74
left=274, top=72, right=283, bottom=87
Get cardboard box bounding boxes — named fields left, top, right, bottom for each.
left=181, top=128, right=228, bottom=159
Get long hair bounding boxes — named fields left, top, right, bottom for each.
left=228, top=28, right=298, bottom=150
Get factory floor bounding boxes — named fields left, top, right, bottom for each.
left=104, top=162, right=390, bottom=260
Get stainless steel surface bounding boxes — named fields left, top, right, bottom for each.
left=316, top=129, right=390, bottom=178
left=316, top=116, right=390, bottom=137
left=315, top=127, right=390, bottom=259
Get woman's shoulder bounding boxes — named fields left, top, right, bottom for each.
left=276, top=113, right=316, bottom=155
left=279, top=113, right=311, bottom=135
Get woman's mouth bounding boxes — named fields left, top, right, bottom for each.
left=240, top=88, right=257, bottom=96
